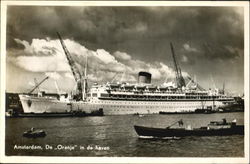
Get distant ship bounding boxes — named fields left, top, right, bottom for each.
left=19, top=33, right=235, bottom=115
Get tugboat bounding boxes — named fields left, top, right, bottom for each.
left=23, top=127, right=46, bottom=138
left=134, top=119, right=244, bottom=138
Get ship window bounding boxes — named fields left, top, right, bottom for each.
left=101, top=93, right=109, bottom=97
left=92, top=93, right=97, bottom=97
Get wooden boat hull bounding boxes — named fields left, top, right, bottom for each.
left=23, top=130, right=46, bottom=138
left=134, top=125, right=244, bottom=137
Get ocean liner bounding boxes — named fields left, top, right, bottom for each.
left=19, top=33, right=235, bottom=115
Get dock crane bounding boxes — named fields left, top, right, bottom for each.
left=57, top=32, right=87, bottom=101
left=28, top=76, right=49, bottom=94
left=170, top=42, right=186, bottom=88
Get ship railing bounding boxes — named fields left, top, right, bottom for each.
left=112, top=88, right=190, bottom=94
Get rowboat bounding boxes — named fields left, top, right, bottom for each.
left=134, top=119, right=244, bottom=137
left=23, top=128, right=46, bottom=138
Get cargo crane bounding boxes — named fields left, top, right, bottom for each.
left=57, top=32, right=87, bottom=101
left=28, top=76, right=49, bottom=94
left=170, top=42, right=186, bottom=88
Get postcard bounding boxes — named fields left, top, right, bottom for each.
left=0, top=1, right=249, bottom=163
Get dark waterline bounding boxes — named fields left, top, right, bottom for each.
left=5, top=112, right=244, bottom=157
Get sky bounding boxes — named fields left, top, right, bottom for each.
left=5, top=6, right=245, bottom=95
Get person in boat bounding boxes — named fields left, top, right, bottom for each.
left=30, top=127, right=35, bottom=132
left=231, top=119, right=237, bottom=126
left=178, top=119, right=184, bottom=126
left=222, top=118, right=227, bottom=125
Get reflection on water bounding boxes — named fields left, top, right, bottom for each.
left=5, top=112, right=244, bottom=157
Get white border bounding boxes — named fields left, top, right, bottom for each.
left=0, top=1, right=249, bottom=163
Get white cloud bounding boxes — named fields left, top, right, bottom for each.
left=159, top=62, right=176, bottom=79
left=96, top=49, right=117, bottom=64
left=113, top=51, right=132, bottom=61
left=10, top=37, right=187, bottom=85
left=28, top=81, right=34, bottom=86
left=64, top=72, right=74, bottom=79
left=181, top=55, right=188, bottom=63
left=45, top=72, right=61, bottom=80
left=88, top=73, right=102, bottom=81
left=224, top=45, right=239, bottom=55
left=181, top=71, right=189, bottom=78
left=148, top=67, right=161, bottom=79
left=183, top=43, right=198, bottom=52
left=14, top=39, right=32, bottom=53
left=13, top=55, right=70, bottom=72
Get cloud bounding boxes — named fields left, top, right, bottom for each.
left=14, top=39, right=32, bottom=53
left=8, top=37, right=180, bottom=84
left=96, top=49, right=117, bottom=64
left=28, top=81, right=34, bottom=86
left=6, top=6, right=244, bottom=93
left=202, top=42, right=242, bottom=60
left=7, top=6, right=244, bottom=61
left=113, top=51, right=132, bottom=61
left=183, top=43, right=198, bottom=52
left=13, top=38, right=60, bottom=56
left=64, top=72, right=74, bottom=79
left=10, top=55, right=69, bottom=72
left=181, top=55, right=189, bottom=63
left=45, top=72, right=61, bottom=80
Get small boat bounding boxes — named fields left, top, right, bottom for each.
left=134, top=119, right=244, bottom=138
left=23, top=128, right=46, bottom=138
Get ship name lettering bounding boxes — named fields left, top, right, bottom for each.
left=56, top=144, right=77, bottom=151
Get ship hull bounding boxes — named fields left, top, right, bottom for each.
left=19, top=94, right=72, bottom=113
left=134, top=125, right=244, bottom=137
left=19, top=94, right=93, bottom=114
left=79, top=99, right=230, bottom=115
left=19, top=94, right=232, bottom=115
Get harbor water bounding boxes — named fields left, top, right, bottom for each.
left=5, top=112, right=244, bottom=157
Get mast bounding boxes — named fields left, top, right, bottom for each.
left=54, top=80, right=60, bottom=95
left=57, top=32, right=83, bottom=100
left=82, top=53, right=88, bottom=100
left=222, top=82, right=225, bottom=94
left=170, top=42, right=185, bottom=88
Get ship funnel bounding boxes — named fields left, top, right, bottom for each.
left=138, top=72, right=151, bottom=84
